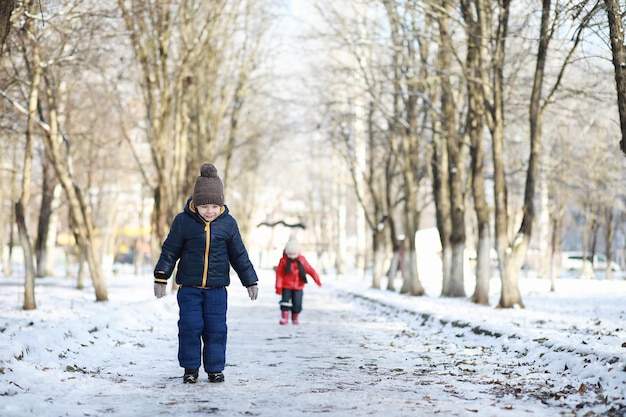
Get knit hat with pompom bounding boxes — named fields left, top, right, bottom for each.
left=192, top=163, right=224, bottom=206
left=284, top=234, right=301, bottom=255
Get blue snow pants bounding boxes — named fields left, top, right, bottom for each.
left=176, top=285, right=228, bottom=373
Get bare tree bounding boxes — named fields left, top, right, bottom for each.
left=41, top=90, right=109, bottom=301
left=461, top=0, right=491, bottom=304
left=494, top=0, right=593, bottom=307
left=120, top=0, right=273, bottom=256
left=315, top=1, right=393, bottom=287
left=119, top=0, right=199, bottom=249
left=0, top=0, right=134, bottom=302
left=570, top=130, right=625, bottom=277
left=14, top=1, right=40, bottom=309
left=436, top=0, right=468, bottom=298
left=481, top=0, right=513, bottom=306
left=382, top=0, right=430, bottom=296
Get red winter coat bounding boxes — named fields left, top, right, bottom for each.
left=275, top=252, right=322, bottom=294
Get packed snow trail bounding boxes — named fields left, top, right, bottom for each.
left=0, top=269, right=624, bottom=416
left=136, top=280, right=538, bottom=417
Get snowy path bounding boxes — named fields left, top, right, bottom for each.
left=224, top=283, right=616, bottom=417
left=106, top=284, right=554, bottom=417
left=1, top=270, right=624, bottom=416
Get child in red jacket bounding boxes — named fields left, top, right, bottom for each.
left=275, top=234, right=322, bottom=325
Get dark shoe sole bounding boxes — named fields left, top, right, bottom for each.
left=183, top=375, right=198, bottom=383
left=208, top=372, right=225, bottom=383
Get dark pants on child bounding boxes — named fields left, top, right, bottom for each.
left=177, top=285, right=227, bottom=373
left=280, top=288, right=303, bottom=313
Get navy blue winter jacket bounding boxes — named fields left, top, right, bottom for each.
left=154, top=197, right=258, bottom=288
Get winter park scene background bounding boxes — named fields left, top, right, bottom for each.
left=2, top=1, right=626, bottom=417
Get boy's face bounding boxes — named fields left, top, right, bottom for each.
left=197, top=204, right=221, bottom=222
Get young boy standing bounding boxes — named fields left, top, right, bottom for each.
left=153, top=163, right=259, bottom=384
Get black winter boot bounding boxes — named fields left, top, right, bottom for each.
left=208, top=371, right=225, bottom=383
left=183, top=368, right=199, bottom=383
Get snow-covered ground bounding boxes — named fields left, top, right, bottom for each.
left=0, top=267, right=624, bottom=417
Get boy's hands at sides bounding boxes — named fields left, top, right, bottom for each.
left=155, top=282, right=258, bottom=300
left=154, top=283, right=167, bottom=298
left=247, top=284, right=258, bottom=301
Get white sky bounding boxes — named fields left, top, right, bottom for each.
left=1, top=263, right=624, bottom=416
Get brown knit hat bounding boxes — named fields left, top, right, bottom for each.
left=192, top=163, right=224, bottom=206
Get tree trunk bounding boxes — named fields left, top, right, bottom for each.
left=43, top=184, right=62, bottom=276
left=499, top=0, right=552, bottom=308
left=386, top=237, right=404, bottom=292
left=35, top=160, right=56, bottom=277
left=549, top=216, right=560, bottom=291
left=499, top=257, right=523, bottom=308
left=492, top=79, right=516, bottom=306
left=604, top=207, right=615, bottom=280
left=399, top=169, right=425, bottom=296
left=604, top=0, right=626, bottom=155
left=433, top=127, right=451, bottom=295
left=427, top=22, right=450, bottom=294
left=463, top=0, right=491, bottom=305
left=386, top=251, right=399, bottom=291
left=400, top=190, right=425, bottom=296
left=405, top=247, right=425, bottom=296
left=438, top=0, right=466, bottom=298
left=0, top=0, right=14, bottom=55
left=536, top=175, right=550, bottom=278
left=16, top=202, right=36, bottom=310
left=18, top=20, right=40, bottom=310
left=384, top=213, right=399, bottom=292
left=334, top=179, right=347, bottom=275
left=472, top=232, right=491, bottom=304
left=488, top=0, right=513, bottom=307
left=76, top=247, right=86, bottom=290
left=0, top=161, right=14, bottom=276
left=371, top=216, right=388, bottom=289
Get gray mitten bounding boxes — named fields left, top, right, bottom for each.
left=154, top=283, right=167, bottom=298
left=247, top=284, right=258, bottom=301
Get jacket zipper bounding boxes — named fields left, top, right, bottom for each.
left=201, top=221, right=210, bottom=287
